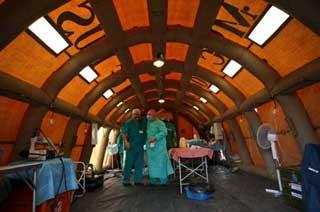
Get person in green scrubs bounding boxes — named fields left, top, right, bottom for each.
left=116, top=128, right=124, bottom=169
left=122, top=108, right=147, bottom=186
left=146, top=109, right=174, bottom=186
left=162, top=116, right=177, bottom=150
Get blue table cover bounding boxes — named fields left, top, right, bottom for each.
left=6, top=158, right=78, bottom=205
left=208, top=143, right=223, bottom=151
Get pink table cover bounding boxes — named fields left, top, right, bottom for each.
left=169, top=148, right=213, bottom=162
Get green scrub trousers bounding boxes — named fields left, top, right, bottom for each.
left=123, top=146, right=144, bottom=184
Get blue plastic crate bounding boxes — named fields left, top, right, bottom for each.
left=185, top=186, right=214, bottom=201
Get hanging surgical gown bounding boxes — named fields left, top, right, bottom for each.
left=163, top=120, right=177, bottom=149
left=146, top=119, right=174, bottom=181
left=116, top=132, right=124, bottom=169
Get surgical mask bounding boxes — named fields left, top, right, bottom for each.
left=147, top=115, right=154, bottom=121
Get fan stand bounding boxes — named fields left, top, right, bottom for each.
left=106, top=154, right=122, bottom=178
left=265, top=133, right=283, bottom=197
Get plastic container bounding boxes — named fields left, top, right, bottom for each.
left=185, top=186, right=214, bottom=201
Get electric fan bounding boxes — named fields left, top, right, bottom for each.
left=106, top=144, right=122, bottom=177
left=257, top=123, right=283, bottom=197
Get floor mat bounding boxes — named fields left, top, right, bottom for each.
left=71, top=169, right=301, bottom=212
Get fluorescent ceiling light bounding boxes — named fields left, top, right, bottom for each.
left=158, top=99, right=165, bottom=104
left=116, top=101, right=123, bottom=107
left=248, top=6, right=290, bottom=46
left=125, top=108, right=130, bottom=113
left=209, top=84, right=220, bottom=93
left=153, top=59, right=165, bottom=68
left=103, top=89, right=114, bottom=99
left=79, top=66, right=98, bottom=83
left=200, top=97, right=207, bottom=103
left=153, top=53, right=165, bottom=68
left=193, top=106, right=199, bottom=111
left=223, top=60, right=242, bottom=78
left=28, top=17, right=69, bottom=54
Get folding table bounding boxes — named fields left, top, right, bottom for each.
left=3, top=158, right=78, bottom=211
left=0, top=162, right=42, bottom=212
left=169, top=148, right=213, bottom=194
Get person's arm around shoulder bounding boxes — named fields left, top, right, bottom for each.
left=122, top=121, right=131, bottom=150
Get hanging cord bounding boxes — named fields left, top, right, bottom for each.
left=271, top=100, right=294, bottom=166
left=272, top=100, right=282, bottom=165
left=272, top=100, right=292, bottom=135
left=273, top=100, right=278, bottom=134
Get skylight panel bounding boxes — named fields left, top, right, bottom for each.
left=248, top=6, right=290, bottom=46
left=223, top=60, right=242, bottom=78
left=79, top=66, right=98, bottom=83
left=103, top=89, right=114, bottom=99
left=200, top=97, right=207, bottom=103
left=117, top=101, right=123, bottom=107
left=209, top=84, right=220, bottom=93
left=28, top=17, right=69, bottom=54
left=193, top=106, right=199, bottom=111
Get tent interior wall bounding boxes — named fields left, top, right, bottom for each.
left=0, top=0, right=319, bottom=183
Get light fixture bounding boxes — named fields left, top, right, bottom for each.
left=117, top=101, right=123, bottom=107
left=49, top=112, right=55, bottom=125
left=125, top=108, right=130, bottom=113
left=272, top=108, right=277, bottom=115
left=193, top=106, right=199, bottom=111
left=223, top=60, right=242, bottom=78
left=79, top=66, right=98, bottom=83
left=254, top=108, right=258, bottom=112
left=103, top=89, right=114, bottom=99
left=49, top=118, right=54, bottom=125
left=209, top=84, right=220, bottom=93
left=200, top=97, right=207, bottom=103
left=248, top=6, right=290, bottom=46
left=153, top=53, right=165, bottom=68
left=28, top=17, right=69, bottom=54
left=158, top=99, right=165, bottom=104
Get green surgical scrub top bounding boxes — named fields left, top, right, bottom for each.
left=122, top=117, right=147, bottom=149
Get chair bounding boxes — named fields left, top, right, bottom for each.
left=72, top=161, right=87, bottom=197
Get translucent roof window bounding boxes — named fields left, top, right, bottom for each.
left=200, top=97, right=207, bottom=103
left=103, top=89, right=114, bottom=99
left=193, top=106, right=200, bottom=111
left=223, top=60, right=242, bottom=78
left=209, top=84, right=220, bottom=93
left=79, top=66, right=98, bottom=83
left=248, top=6, right=290, bottom=46
left=28, top=17, right=69, bottom=55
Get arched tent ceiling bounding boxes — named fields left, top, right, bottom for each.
left=114, top=99, right=208, bottom=125
left=0, top=0, right=320, bottom=127
left=115, top=103, right=206, bottom=138
left=111, top=90, right=216, bottom=123
left=98, top=79, right=223, bottom=122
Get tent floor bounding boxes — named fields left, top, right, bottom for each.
left=71, top=169, right=301, bottom=212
